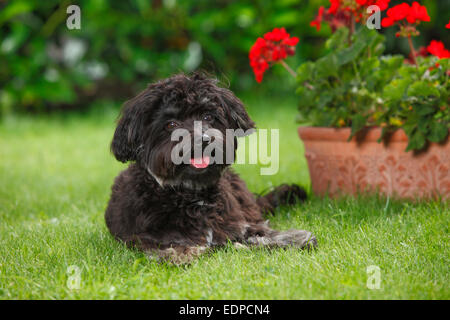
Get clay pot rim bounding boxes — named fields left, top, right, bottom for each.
left=298, top=126, right=409, bottom=142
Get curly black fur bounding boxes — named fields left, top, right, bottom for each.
left=105, top=73, right=316, bottom=264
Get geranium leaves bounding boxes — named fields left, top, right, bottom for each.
left=383, top=78, right=411, bottom=101
left=428, top=122, right=449, bottom=143
left=407, top=81, right=440, bottom=99
left=296, top=26, right=449, bottom=151
left=349, top=114, right=367, bottom=139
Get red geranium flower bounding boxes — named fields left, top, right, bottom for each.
left=427, top=40, right=450, bottom=59
left=385, top=3, right=410, bottom=21
left=373, top=0, right=390, bottom=11
left=310, top=6, right=325, bottom=31
left=382, top=2, right=429, bottom=27
left=324, top=0, right=390, bottom=28
left=381, top=16, right=394, bottom=27
left=357, top=0, right=390, bottom=11
left=249, top=28, right=299, bottom=82
left=406, top=1, right=430, bottom=24
left=446, top=19, right=450, bottom=29
left=328, top=0, right=340, bottom=15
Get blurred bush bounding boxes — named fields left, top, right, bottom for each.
left=0, top=0, right=448, bottom=114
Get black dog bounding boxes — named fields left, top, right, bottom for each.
left=105, top=73, right=317, bottom=264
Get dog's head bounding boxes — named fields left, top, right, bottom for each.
left=111, top=73, right=255, bottom=188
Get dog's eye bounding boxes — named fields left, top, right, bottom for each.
left=202, top=114, right=213, bottom=122
left=166, top=121, right=179, bottom=130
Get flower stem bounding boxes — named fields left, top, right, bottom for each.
left=407, top=35, right=418, bottom=68
left=279, top=60, right=297, bottom=78
left=279, top=60, right=314, bottom=90
left=349, top=15, right=355, bottom=45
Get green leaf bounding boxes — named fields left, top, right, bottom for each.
left=296, top=62, right=314, bottom=83
left=428, top=122, right=449, bottom=143
left=416, top=105, right=435, bottom=116
left=317, top=91, right=333, bottom=108
left=349, top=114, right=367, bottom=139
left=296, top=87, right=316, bottom=107
left=417, top=115, right=431, bottom=134
left=437, top=58, right=450, bottom=71
left=315, top=54, right=338, bottom=78
left=383, top=78, right=412, bottom=101
left=360, top=57, right=380, bottom=77
left=407, top=81, right=440, bottom=98
left=381, top=55, right=404, bottom=71
left=406, top=130, right=426, bottom=151
left=336, top=40, right=366, bottom=66
left=326, top=27, right=349, bottom=50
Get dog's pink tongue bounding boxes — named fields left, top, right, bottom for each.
left=190, top=156, right=210, bottom=169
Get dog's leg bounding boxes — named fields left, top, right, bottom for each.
left=256, top=184, right=307, bottom=215
left=148, top=246, right=210, bottom=265
left=246, top=228, right=317, bottom=250
left=122, top=233, right=210, bottom=265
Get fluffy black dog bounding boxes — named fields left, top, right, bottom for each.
left=105, top=73, right=317, bottom=264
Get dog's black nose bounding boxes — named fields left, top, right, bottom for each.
left=203, top=132, right=211, bottom=143
left=194, top=132, right=213, bottom=146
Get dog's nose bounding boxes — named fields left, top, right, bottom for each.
left=194, top=132, right=212, bottom=145
left=203, top=132, right=211, bottom=143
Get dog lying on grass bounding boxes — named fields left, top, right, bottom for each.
left=105, top=73, right=317, bottom=264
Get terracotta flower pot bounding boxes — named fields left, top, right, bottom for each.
left=298, top=127, right=450, bottom=200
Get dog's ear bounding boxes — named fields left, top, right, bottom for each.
left=111, top=90, right=155, bottom=162
left=216, top=87, right=255, bottom=137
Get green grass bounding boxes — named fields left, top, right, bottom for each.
left=0, top=97, right=448, bottom=299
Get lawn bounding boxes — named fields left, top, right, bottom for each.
left=0, top=96, right=448, bottom=299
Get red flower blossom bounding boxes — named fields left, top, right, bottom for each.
left=382, top=2, right=430, bottom=27
left=406, top=1, right=430, bottom=24
left=249, top=28, right=299, bottom=82
left=373, top=0, right=390, bottom=11
left=381, top=1, right=430, bottom=27
left=328, top=0, right=340, bottom=14
left=357, top=0, right=390, bottom=11
left=381, top=17, right=395, bottom=27
left=310, top=6, right=325, bottom=31
left=329, top=0, right=390, bottom=16
left=322, top=0, right=390, bottom=29
left=427, top=40, right=450, bottom=59
left=386, top=3, right=410, bottom=21
left=446, top=19, right=450, bottom=29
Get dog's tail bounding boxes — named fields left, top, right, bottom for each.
left=256, top=184, right=307, bottom=215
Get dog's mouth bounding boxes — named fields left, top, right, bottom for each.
left=190, top=156, right=210, bottom=169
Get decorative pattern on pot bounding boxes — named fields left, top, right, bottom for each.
left=299, top=127, right=450, bottom=200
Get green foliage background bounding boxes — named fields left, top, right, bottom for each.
left=0, top=0, right=448, bottom=114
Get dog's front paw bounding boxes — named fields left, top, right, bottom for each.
left=273, top=229, right=317, bottom=249
left=246, top=229, right=317, bottom=250
left=233, top=242, right=250, bottom=250
left=148, top=246, right=210, bottom=265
